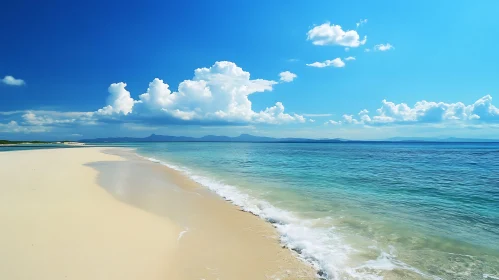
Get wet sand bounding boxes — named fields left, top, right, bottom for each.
left=0, top=147, right=316, bottom=279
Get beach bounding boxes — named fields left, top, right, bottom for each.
left=0, top=147, right=316, bottom=280
left=125, top=142, right=499, bottom=280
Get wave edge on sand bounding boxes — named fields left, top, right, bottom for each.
left=139, top=154, right=438, bottom=280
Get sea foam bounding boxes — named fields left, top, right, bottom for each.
left=140, top=154, right=435, bottom=280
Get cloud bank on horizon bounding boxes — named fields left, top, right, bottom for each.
left=2, top=67, right=498, bottom=134
left=325, top=95, right=499, bottom=126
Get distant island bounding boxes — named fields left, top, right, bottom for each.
left=0, top=140, right=51, bottom=145
left=78, top=134, right=499, bottom=143
left=3, top=135, right=498, bottom=145
left=0, top=140, right=84, bottom=146
left=79, top=134, right=345, bottom=143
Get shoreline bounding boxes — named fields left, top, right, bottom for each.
left=0, top=147, right=316, bottom=279
left=94, top=148, right=317, bottom=279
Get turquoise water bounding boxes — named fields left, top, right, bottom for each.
left=4, top=143, right=498, bottom=279
left=130, top=142, right=499, bottom=280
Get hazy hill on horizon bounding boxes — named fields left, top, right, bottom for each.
left=79, top=134, right=499, bottom=143
left=80, top=133, right=345, bottom=143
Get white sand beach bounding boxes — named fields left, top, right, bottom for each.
left=0, top=147, right=315, bottom=280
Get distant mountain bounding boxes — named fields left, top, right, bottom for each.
left=79, top=133, right=345, bottom=143
left=79, top=134, right=499, bottom=143
left=386, top=137, right=499, bottom=142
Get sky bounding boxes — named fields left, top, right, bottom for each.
left=1, top=0, right=499, bottom=140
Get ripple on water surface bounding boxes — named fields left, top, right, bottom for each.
left=129, top=142, right=499, bottom=279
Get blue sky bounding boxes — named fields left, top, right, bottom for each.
left=1, top=0, right=499, bottom=140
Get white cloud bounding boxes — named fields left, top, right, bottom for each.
left=166, top=108, right=197, bottom=121
left=0, top=61, right=307, bottom=133
left=1, top=75, right=25, bottom=86
left=325, top=120, right=341, bottom=125
left=356, top=19, right=368, bottom=28
left=22, top=112, right=76, bottom=126
left=0, top=110, right=97, bottom=134
left=342, top=114, right=361, bottom=124
left=374, top=43, right=394, bottom=51
left=252, top=102, right=306, bottom=124
left=357, top=109, right=372, bottom=123
left=307, top=22, right=367, bottom=47
left=306, top=58, right=345, bottom=68
left=344, top=56, right=356, bottom=61
left=17, top=111, right=97, bottom=133
left=0, top=110, right=25, bottom=116
left=0, top=120, right=48, bottom=133
left=327, top=95, right=499, bottom=126
left=302, top=113, right=333, bottom=117
left=309, top=119, right=316, bottom=123
left=133, top=61, right=303, bottom=124
left=138, top=78, right=175, bottom=111
left=360, top=114, right=372, bottom=123
left=0, top=121, right=20, bottom=132
left=364, top=48, right=371, bottom=52
left=97, top=82, right=136, bottom=115
left=279, top=71, right=297, bottom=83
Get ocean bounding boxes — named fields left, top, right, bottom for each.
left=131, top=142, right=499, bottom=280
left=3, top=142, right=498, bottom=279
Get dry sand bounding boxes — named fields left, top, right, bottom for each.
left=0, top=147, right=316, bottom=280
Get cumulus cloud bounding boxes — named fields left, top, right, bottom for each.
left=374, top=43, right=394, bottom=51
left=307, top=22, right=367, bottom=47
left=252, top=102, right=306, bottom=124
left=279, top=71, right=297, bottom=83
left=137, top=78, right=175, bottom=111
left=356, top=19, right=368, bottom=28
left=342, top=114, right=361, bottom=124
left=0, top=61, right=306, bottom=134
left=306, top=58, right=345, bottom=68
left=134, top=61, right=302, bottom=124
left=97, top=82, right=136, bottom=115
left=344, top=56, right=356, bottom=61
left=326, top=95, right=499, bottom=126
left=1, top=75, right=25, bottom=86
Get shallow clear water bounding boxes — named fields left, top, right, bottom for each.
left=5, top=142, right=498, bottom=279
left=129, top=142, right=499, bottom=280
